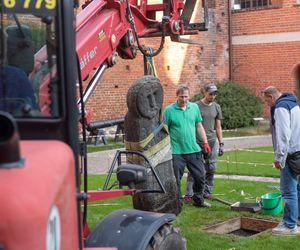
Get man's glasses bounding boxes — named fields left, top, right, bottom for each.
left=208, top=92, right=217, bottom=96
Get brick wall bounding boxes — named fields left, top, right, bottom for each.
left=232, top=5, right=300, bottom=35
left=80, top=0, right=230, bottom=121
left=78, top=0, right=300, bottom=121
left=231, top=1, right=300, bottom=117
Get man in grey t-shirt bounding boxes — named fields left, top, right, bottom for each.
left=184, top=83, right=224, bottom=202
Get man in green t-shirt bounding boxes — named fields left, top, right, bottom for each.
left=164, top=84, right=212, bottom=207
left=184, top=83, right=224, bottom=201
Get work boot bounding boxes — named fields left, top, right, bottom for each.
left=193, top=201, right=212, bottom=208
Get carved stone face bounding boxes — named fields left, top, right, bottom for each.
left=137, top=80, right=163, bottom=119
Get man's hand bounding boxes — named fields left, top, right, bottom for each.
left=218, top=142, right=224, bottom=156
left=274, top=160, right=282, bottom=170
left=202, top=143, right=211, bottom=155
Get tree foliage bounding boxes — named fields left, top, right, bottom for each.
left=191, top=81, right=262, bottom=129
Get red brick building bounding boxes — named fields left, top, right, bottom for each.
left=84, top=0, right=300, bottom=121
left=84, top=0, right=230, bottom=121
left=231, top=0, right=300, bottom=115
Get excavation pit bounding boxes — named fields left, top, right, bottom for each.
left=203, top=217, right=278, bottom=237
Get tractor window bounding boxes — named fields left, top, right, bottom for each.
left=0, top=12, right=60, bottom=118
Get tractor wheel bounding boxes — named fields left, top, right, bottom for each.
left=146, top=223, right=186, bottom=250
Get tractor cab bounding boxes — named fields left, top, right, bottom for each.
left=0, top=1, right=186, bottom=249
left=0, top=1, right=84, bottom=249
left=0, top=0, right=78, bottom=143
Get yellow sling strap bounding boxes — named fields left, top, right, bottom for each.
left=125, top=123, right=170, bottom=158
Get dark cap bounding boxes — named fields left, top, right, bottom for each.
left=204, top=83, right=218, bottom=93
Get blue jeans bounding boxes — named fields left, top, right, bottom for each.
left=280, top=163, right=300, bottom=228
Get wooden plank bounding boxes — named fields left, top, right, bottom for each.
left=241, top=217, right=278, bottom=232
left=203, top=217, right=241, bottom=234
left=203, top=217, right=278, bottom=235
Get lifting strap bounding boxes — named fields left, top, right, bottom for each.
left=143, top=47, right=157, bottom=77
left=125, top=117, right=170, bottom=158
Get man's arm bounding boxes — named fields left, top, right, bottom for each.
left=216, top=119, right=224, bottom=156
left=162, top=108, right=170, bottom=127
left=196, top=122, right=208, bottom=143
left=274, top=107, right=291, bottom=168
left=196, top=122, right=211, bottom=154
left=215, top=119, right=223, bottom=143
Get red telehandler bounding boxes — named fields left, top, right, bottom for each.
left=0, top=0, right=207, bottom=249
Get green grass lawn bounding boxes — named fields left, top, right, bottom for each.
left=87, top=139, right=124, bottom=153
left=83, top=144, right=296, bottom=249
left=217, top=146, right=279, bottom=178
left=84, top=173, right=300, bottom=250
left=223, top=123, right=270, bottom=137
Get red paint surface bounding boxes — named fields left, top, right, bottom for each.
left=0, top=140, right=79, bottom=249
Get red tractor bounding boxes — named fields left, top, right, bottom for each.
left=0, top=0, right=207, bottom=249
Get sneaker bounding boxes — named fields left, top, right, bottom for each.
left=193, top=201, right=212, bottom=208
left=278, top=220, right=300, bottom=228
left=272, top=223, right=299, bottom=235
left=183, top=195, right=193, bottom=203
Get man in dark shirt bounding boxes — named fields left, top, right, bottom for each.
left=0, top=64, right=37, bottom=114
left=184, top=83, right=224, bottom=202
left=1, top=27, right=37, bottom=114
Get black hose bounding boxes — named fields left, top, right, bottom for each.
left=125, top=0, right=167, bottom=57
left=134, top=20, right=166, bottom=57
left=76, top=55, right=88, bottom=229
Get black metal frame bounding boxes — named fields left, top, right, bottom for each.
left=103, top=149, right=166, bottom=194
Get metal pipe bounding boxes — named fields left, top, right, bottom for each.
left=77, top=62, right=107, bottom=106
left=102, top=150, right=121, bottom=190
left=87, top=117, right=124, bottom=130
left=228, top=0, right=233, bottom=81
left=204, top=0, right=208, bottom=30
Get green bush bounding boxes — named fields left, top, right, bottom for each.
left=191, top=81, right=262, bottom=129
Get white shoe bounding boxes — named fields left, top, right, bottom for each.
left=279, top=220, right=300, bottom=227
left=272, top=222, right=299, bottom=235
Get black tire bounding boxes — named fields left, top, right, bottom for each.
left=146, top=223, right=186, bottom=250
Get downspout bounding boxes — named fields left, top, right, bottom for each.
left=228, top=0, right=233, bottom=81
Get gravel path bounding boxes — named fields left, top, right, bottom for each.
left=87, top=135, right=273, bottom=176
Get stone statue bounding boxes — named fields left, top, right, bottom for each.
left=124, top=75, right=182, bottom=215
